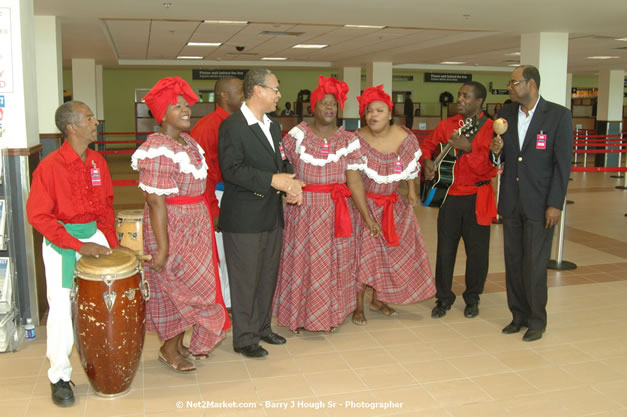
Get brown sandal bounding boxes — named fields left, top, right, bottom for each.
left=369, top=303, right=399, bottom=317
left=158, top=349, right=196, bottom=373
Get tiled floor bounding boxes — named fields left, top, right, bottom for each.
left=1, top=170, right=626, bottom=416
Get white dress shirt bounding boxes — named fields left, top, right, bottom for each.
left=240, top=102, right=275, bottom=151
left=517, top=96, right=540, bottom=150
left=492, top=96, right=541, bottom=165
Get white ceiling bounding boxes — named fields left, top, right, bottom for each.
left=34, top=0, right=627, bottom=74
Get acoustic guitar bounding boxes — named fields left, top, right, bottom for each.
left=420, top=116, right=479, bottom=207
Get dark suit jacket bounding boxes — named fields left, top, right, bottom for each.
left=218, top=110, right=292, bottom=233
left=496, top=97, right=573, bottom=221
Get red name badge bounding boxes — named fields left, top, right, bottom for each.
left=91, top=168, right=102, bottom=186
left=393, top=158, right=403, bottom=174
left=279, top=142, right=287, bottom=160
left=321, top=140, right=329, bottom=157
left=536, top=133, right=547, bottom=150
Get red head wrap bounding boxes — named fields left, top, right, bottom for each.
left=310, top=76, right=349, bottom=111
left=143, top=77, right=198, bottom=125
left=356, top=85, right=393, bottom=117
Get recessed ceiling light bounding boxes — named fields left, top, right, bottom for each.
left=344, top=24, right=386, bottom=29
left=507, top=64, right=520, bottom=67
left=586, top=56, right=620, bottom=59
left=440, top=61, right=466, bottom=65
left=261, top=57, right=287, bottom=61
left=203, top=20, right=248, bottom=24
left=616, top=38, right=627, bottom=41
left=292, top=44, right=328, bottom=49
left=177, top=56, right=203, bottom=59
left=187, top=42, right=222, bottom=47
left=504, top=52, right=520, bottom=56
left=162, top=2, right=171, bottom=8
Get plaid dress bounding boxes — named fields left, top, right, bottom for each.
left=273, top=123, right=361, bottom=331
left=131, top=133, right=226, bottom=354
left=352, top=130, right=435, bottom=305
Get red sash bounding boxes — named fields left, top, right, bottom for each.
left=302, top=184, right=352, bottom=237
left=165, top=194, right=231, bottom=330
left=475, top=183, right=498, bottom=226
left=366, top=192, right=400, bottom=246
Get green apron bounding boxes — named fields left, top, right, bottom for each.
left=45, top=221, right=97, bottom=289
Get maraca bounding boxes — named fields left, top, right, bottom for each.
left=494, top=118, right=508, bottom=137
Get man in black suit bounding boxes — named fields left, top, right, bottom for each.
left=490, top=65, right=573, bottom=342
left=218, top=69, right=305, bottom=358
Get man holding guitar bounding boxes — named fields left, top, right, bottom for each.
left=421, top=81, right=497, bottom=319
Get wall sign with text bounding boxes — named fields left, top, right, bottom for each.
left=424, top=73, right=472, bottom=83
left=192, top=69, right=248, bottom=80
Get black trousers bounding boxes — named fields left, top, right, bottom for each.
left=435, top=194, right=491, bottom=306
left=222, top=227, right=283, bottom=348
left=503, top=198, right=554, bottom=331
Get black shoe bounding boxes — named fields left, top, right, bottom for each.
left=463, top=304, right=479, bottom=318
left=50, top=380, right=75, bottom=407
left=234, top=344, right=268, bottom=358
left=431, top=302, right=451, bottom=318
left=260, top=332, right=286, bottom=345
left=522, top=328, right=545, bottom=342
left=502, top=321, right=524, bottom=334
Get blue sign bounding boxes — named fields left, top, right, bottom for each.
left=0, top=96, right=4, bottom=107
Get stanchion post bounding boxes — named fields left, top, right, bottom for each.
left=548, top=199, right=577, bottom=270
left=573, top=129, right=579, bottom=166
left=583, top=130, right=588, bottom=168
left=610, top=133, right=624, bottom=178
left=617, top=131, right=627, bottom=190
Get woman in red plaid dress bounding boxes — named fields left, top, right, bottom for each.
left=351, top=86, right=435, bottom=326
left=273, top=76, right=374, bottom=333
left=132, top=77, right=228, bottom=373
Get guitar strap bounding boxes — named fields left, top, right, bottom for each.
left=455, top=114, right=489, bottom=158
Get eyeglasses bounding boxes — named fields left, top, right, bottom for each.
left=260, top=85, right=280, bottom=94
left=507, top=79, right=528, bottom=87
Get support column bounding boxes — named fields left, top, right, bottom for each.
left=521, top=32, right=569, bottom=106
left=71, top=58, right=98, bottom=115
left=95, top=64, right=104, bottom=121
left=35, top=15, right=63, bottom=157
left=366, top=62, right=392, bottom=95
left=339, top=67, right=361, bottom=129
left=596, top=69, right=624, bottom=167
left=0, top=0, right=43, bottom=326
left=565, top=73, right=573, bottom=110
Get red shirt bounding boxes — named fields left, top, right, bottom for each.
left=190, top=105, right=230, bottom=218
left=421, top=113, right=496, bottom=195
left=26, top=141, right=118, bottom=252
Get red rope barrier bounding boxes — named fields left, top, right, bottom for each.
left=574, top=133, right=622, bottom=138
left=573, top=149, right=627, bottom=154
left=95, top=140, right=145, bottom=144
left=571, top=167, right=627, bottom=172
left=100, top=149, right=136, bottom=155
left=112, top=179, right=139, bottom=186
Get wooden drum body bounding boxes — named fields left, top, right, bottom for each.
left=72, top=249, right=149, bottom=397
left=116, top=210, right=144, bottom=254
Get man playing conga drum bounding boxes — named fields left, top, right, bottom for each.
left=27, top=101, right=121, bottom=407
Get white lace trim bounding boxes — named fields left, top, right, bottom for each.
left=346, top=162, right=365, bottom=171
left=138, top=182, right=179, bottom=196
left=359, top=149, right=423, bottom=184
left=131, top=144, right=208, bottom=180
left=288, top=126, right=361, bottom=166
left=300, top=139, right=360, bottom=166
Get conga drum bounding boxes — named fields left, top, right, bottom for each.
left=72, top=248, right=149, bottom=397
left=116, top=210, right=144, bottom=254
